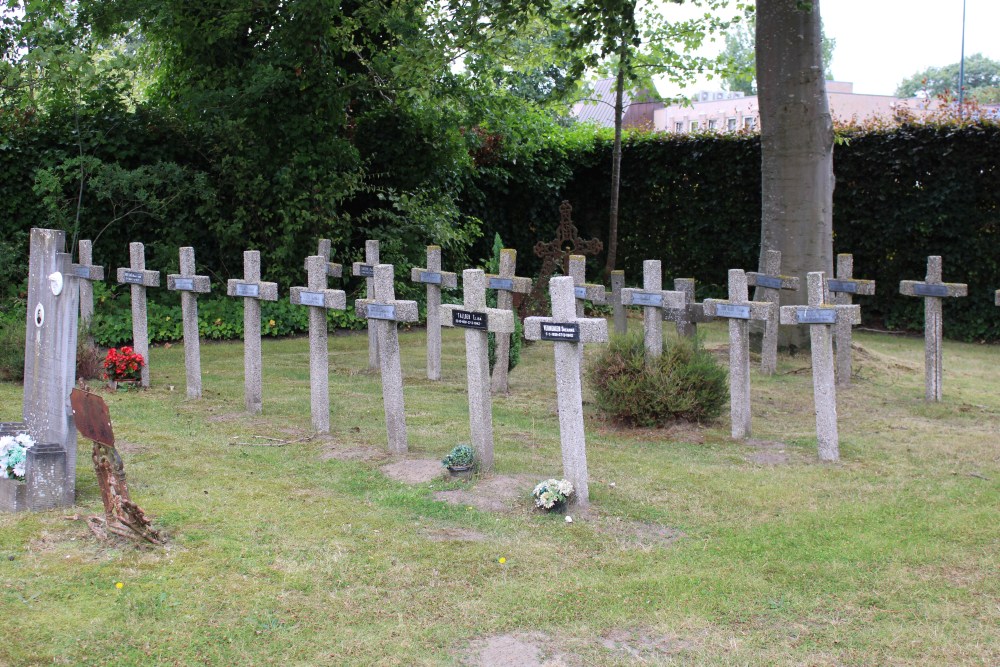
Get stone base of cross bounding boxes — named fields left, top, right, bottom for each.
left=524, top=276, right=608, bottom=510
left=704, top=269, right=775, bottom=440
left=620, top=260, right=685, bottom=364
left=780, top=272, right=860, bottom=462
left=441, top=269, right=514, bottom=472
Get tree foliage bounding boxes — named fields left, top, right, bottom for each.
left=895, top=53, right=1000, bottom=101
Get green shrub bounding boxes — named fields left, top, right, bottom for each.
left=587, top=333, right=728, bottom=427
left=0, top=314, right=26, bottom=382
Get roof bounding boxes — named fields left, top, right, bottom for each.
left=571, top=77, right=662, bottom=128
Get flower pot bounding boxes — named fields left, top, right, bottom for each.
left=447, top=465, right=474, bottom=480
left=0, top=477, right=28, bottom=513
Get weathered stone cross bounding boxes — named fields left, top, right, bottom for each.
left=227, top=250, right=279, bottom=414
left=568, top=254, right=606, bottom=378
left=621, top=260, right=685, bottom=363
left=748, top=249, right=800, bottom=375
left=167, top=247, right=212, bottom=399
left=72, top=239, right=104, bottom=330
left=352, top=240, right=381, bottom=370
left=356, top=264, right=419, bottom=454
left=116, top=242, right=160, bottom=388
left=317, top=238, right=344, bottom=280
left=410, top=245, right=458, bottom=381
left=704, top=269, right=775, bottom=440
left=610, top=270, right=627, bottom=335
left=290, top=255, right=347, bottom=433
left=527, top=200, right=603, bottom=316
left=441, top=269, right=515, bottom=472
left=486, top=247, right=531, bottom=394
left=825, top=253, right=875, bottom=387
left=664, top=278, right=715, bottom=339
left=899, top=256, right=968, bottom=401
left=524, top=276, right=608, bottom=510
left=780, top=272, right=861, bottom=462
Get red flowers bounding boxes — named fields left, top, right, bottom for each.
left=102, top=346, right=146, bottom=381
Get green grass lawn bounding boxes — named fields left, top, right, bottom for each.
left=1, top=321, right=997, bottom=665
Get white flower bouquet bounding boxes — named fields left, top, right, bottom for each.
left=0, top=432, right=35, bottom=481
left=532, top=478, right=574, bottom=510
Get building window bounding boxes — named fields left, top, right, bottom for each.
left=744, top=116, right=756, bottom=130
left=708, top=119, right=717, bottom=130
left=674, top=122, right=683, bottom=133
left=727, top=117, right=737, bottom=131
left=690, top=121, right=699, bottom=131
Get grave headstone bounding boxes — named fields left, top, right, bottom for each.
left=621, top=260, right=685, bottom=363
left=610, top=270, right=627, bottom=335
left=486, top=248, right=532, bottom=394
left=410, top=246, right=458, bottom=381
left=528, top=201, right=603, bottom=316
left=568, top=254, right=607, bottom=378
left=22, top=228, right=79, bottom=508
left=748, top=249, right=800, bottom=375
left=352, top=240, right=381, bottom=370
left=826, top=254, right=875, bottom=387
left=524, top=276, right=608, bottom=509
left=227, top=251, right=279, bottom=414
left=116, top=242, right=160, bottom=388
left=73, top=239, right=104, bottom=329
left=899, top=256, right=968, bottom=401
left=780, top=272, right=861, bottom=461
left=664, top=278, right=714, bottom=339
left=290, top=256, right=347, bottom=433
left=703, top=270, right=775, bottom=440
left=356, top=264, right=419, bottom=453
left=167, top=247, right=212, bottom=399
left=442, top=269, right=515, bottom=471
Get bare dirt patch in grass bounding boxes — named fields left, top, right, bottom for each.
left=381, top=458, right=444, bottom=484
left=744, top=438, right=793, bottom=465
left=460, top=632, right=568, bottom=667
left=319, top=443, right=386, bottom=463
left=434, top=474, right=536, bottom=513
left=421, top=527, right=488, bottom=542
left=593, top=517, right=684, bottom=550
left=113, top=439, right=150, bottom=455
left=599, top=627, right=698, bottom=661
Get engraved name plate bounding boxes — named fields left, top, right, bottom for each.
left=715, top=303, right=751, bottom=319
left=121, top=270, right=144, bottom=285
left=574, top=286, right=587, bottom=299
left=299, top=291, right=325, bottom=307
left=357, top=264, right=375, bottom=278
left=452, top=309, right=487, bottom=330
left=489, top=277, right=514, bottom=291
left=540, top=322, right=580, bottom=342
left=754, top=274, right=784, bottom=290
left=235, top=283, right=260, bottom=298
left=827, top=279, right=858, bottom=294
left=795, top=307, right=837, bottom=324
left=631, top=292, right=663, bottom=307
left=913, top=283, right=949, bottom=298
left=419, top=271, right=442, bottom=285
left=367, top=304, right=397, bottom=320
left=73, top=266, right=91, bottom=279
left=173, top=278, right=194, bottom=291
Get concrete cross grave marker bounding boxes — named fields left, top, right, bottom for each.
left=290, top=256, right=347, bottom=433
left=524, top=276, right=608, bottom=510
left=568, top=254, right=607, bottom=378
left=317, top=238, right=344, bottom=280
left=620, top=260, right=685, bottom=364
left=748, top=249, right=800, bottom=375
left=664, top=278, right=714, bottom=339
left=899, top=256, right=968, bottom=402
left=166, top=247, right=212, bottom=399
left=72, top=239, right=104, bottom=330
left=441, top=269, right=515, bottom=471
left=826, top=254, right=876, bottom=387
left=352, top=240, right=381, bottom=371
left=227, top=251, right=279, bottom=414
left=356, top=264, right=419, bottom=454
left=780, top=272, right=861, bottom=462
left=610, top=270, right=627, bottom=335
left=410, top=245, right=458, bottom=381
left=527, top=201, right=603, bottom=316
left=486, top=248, right=532, bottom=394
left=703, top=270, right=775, bottom=440
left=116, top=242, right=160, bottom=388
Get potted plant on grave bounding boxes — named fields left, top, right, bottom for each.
left=532, top=478, right=574, bottom=512
left=0, top=431, right=35, bottom=511
left=441, top=444, right=475, bottom=479
left=102, top=346, right=145, bottom=391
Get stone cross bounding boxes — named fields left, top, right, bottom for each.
left=116, top=242, right=160, bottom=388
left=826, top=254, right=875, bottom=387
left=780, top=272, right=861, bottom=462
left=703, top=270, right=775, bottom=440
left=356, top=264, right=419, bottom=454
left=620, top=260, right=685, bottom=363
left=20, top=228, right=80, bottom=509
left=996, top=289, right=1000, bottom=307
left=72, top=239, right=104, bottom=329
left=317, top=238, right=344, bottom=280
left=527, top=201, right=603, bottom=316
left=290, top=255, right=347, bottom=433
left=486, top=248, right=531, bottom=394
left=524, top=276, right=608, bottom=510
left=227, top=251, right=279, bottom=414
left=410, top=245, right=458, bottom=381
left=352, top=240, right=381, bottom=370
left=748, top=249, right=800, bottom=375
left=167, top=247, right=212, bottom=399
left=441, top=269, right=515, bottom=472
left=610, top=270, right=627, bottom=335
left=899, top=256, right=968, bottom=401
left=664, top=278, right=714, bottom=339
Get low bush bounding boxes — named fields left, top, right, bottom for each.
left=587, top=333, right=728, bottom=426
left=0, top=309, right=26, bottom=382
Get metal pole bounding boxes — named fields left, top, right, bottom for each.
left=958, top=0, right=966, bottom=110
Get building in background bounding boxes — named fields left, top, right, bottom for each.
left=570, top=78, right=664, bottom=129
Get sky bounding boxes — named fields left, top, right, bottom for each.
left=660, top=0, right=1000, bottom=98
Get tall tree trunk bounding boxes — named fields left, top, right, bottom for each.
left=755, top=0, right=834, bottom=349
left=603, top=59, right=626, bottom=281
